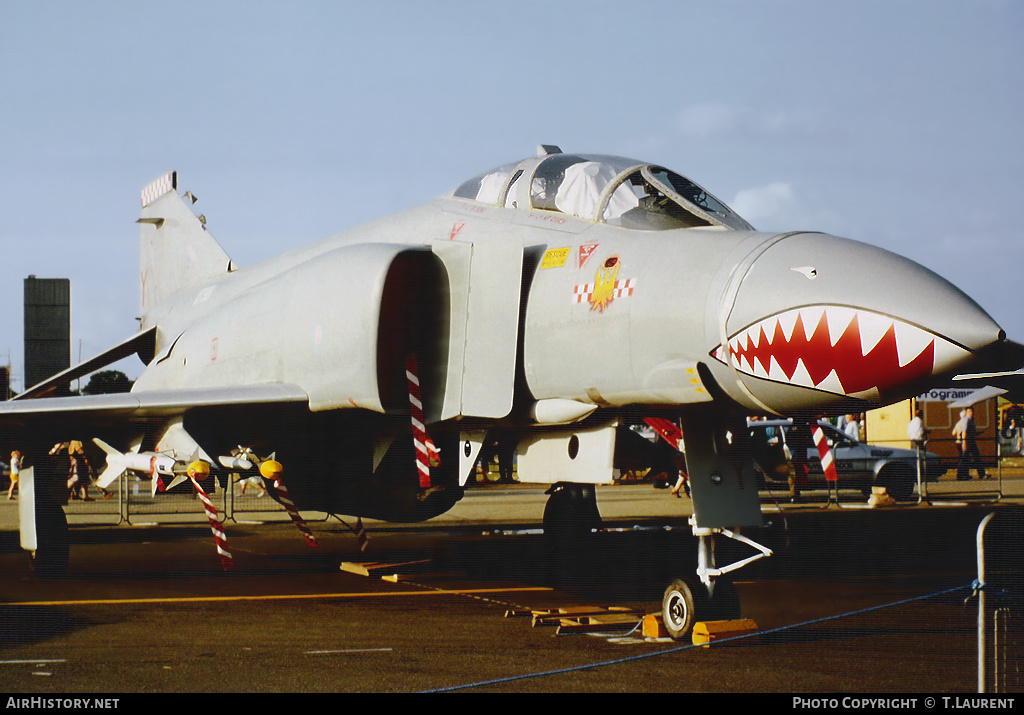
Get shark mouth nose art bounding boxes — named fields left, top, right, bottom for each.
left=712, top=305, right=970, bottom=397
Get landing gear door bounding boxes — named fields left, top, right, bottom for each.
left=680, top=414, right=763, bottom=529
left=433, top=237, right=524, bottom=420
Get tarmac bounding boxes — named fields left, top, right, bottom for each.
left=1, top=467, right=1022, bottom=693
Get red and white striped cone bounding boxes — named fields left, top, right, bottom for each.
left=187, top=462, right=233, bottom=572
left=406, top=354, right=433, bottom=488
left=811, top=423, right=839, bottom=483
left=261, top=460, right=319, bottom=548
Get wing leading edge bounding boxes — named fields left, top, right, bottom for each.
left=0, top=383, right=309, bottom=425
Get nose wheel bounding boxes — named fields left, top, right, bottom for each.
left=662, top=578, right=698, bottom=640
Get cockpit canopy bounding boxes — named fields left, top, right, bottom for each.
left=452, top=148, right=753, bottom=231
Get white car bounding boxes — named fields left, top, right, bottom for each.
left=747, top=419, right=940, bottom=501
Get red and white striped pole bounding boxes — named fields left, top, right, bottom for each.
left=261, top=460, right=319, bottom=548
left=406, top=354, right=433, bottom=488
left=187, top=462, right=233, bottom=572
left=810, top=423, right=839, bottom=483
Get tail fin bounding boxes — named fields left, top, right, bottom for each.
left=92, top=438, right=127, bottom=489
left=138, top=171, right=233, bottom=310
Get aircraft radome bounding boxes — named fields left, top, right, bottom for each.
left=4, top=146, right=1021, bottom=638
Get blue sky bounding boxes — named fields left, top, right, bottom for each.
left=1, top=0, right=1021, bottom=390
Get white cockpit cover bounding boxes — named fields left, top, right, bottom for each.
left=554, top=161, right=636, bottom=220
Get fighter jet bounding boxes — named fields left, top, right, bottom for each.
left=4, top=146, right=1020, bottom=638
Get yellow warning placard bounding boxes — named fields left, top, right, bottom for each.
left=541, top=247, right=570, bottom=268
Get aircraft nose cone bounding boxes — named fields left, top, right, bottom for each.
left=718, top=232, right=1004, bottom=402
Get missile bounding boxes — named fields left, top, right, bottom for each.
left=93, top=438, right=182, bottom=495
left=218, top=455, right=254, bottom=470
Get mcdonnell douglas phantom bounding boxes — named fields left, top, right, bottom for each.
left=3, top=146, right=1020, bottom=638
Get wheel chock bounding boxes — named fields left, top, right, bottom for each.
left=691, top=619, right=759, bottom=646
left=643, top=613, right=669, bottom=639
left=867, top=486, right=895, bottom=508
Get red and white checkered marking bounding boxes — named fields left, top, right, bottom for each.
left=141, top=171, right=176, bottom=208
left=573, top=278, right=636, bottom=303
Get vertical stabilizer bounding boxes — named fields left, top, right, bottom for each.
left=138, top=172, right=233, bottom=310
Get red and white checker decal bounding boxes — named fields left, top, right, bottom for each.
left=573, top=278, right=635, bottom=303
left=190, top=476, right=234, bottom=571
left=141, top=171, right=176, bottom=208
left=811, top=424, right=838, bottom=483
left=711, top=305, right=969, bottom=397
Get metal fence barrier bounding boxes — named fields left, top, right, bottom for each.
left=975, top=511, right=1022, bottom=693
left=61, top=472, right=297, bottom=526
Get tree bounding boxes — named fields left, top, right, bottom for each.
left=82, top=370, right=133, bottom=395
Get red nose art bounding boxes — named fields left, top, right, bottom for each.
left=712, top=306, right=968, bottom=397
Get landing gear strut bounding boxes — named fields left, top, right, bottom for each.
left=661, top=517, right=772, bottom=640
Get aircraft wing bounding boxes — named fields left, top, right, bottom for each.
left=0, top=383, right=309, bottom=442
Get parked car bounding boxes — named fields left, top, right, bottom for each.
left=747, top=419, right=941, bottom=501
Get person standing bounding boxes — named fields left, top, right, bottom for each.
left=952, top=410, right=968, bottom=480
left=907, top=409, right=928, bottom=451
left=960, top=407, right=988, bottom=479
left=6, top=450, right=20, bottom=499
left=843, top=414, right=861, bottom=441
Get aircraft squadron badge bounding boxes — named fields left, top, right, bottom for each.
left=574, top=255, right=635, bottom=312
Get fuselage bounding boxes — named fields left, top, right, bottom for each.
left=135, top=151, right=1004, bottom=423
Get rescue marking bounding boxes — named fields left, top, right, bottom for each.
left=541, top=247, right=570, bottom=269
left=449, top=222, right=465, bottom=240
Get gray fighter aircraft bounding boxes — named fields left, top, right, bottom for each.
left=4, top=146, right=1020, bottom=638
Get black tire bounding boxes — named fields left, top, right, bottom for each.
left=662, top=578, right=697, bottom=640
left=878, top=464, right=915, bottom=501
left=706, top=577, right=741, bottom=621
left=542, top=483, right=601, bottom=542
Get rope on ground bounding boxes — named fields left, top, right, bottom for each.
left=420, top=582, right=974, bottom=693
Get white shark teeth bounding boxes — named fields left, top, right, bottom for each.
left=715, top=305, right=969, bottom=396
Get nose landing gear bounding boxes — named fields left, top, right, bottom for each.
left=662, top=518, right=772, bottom=640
